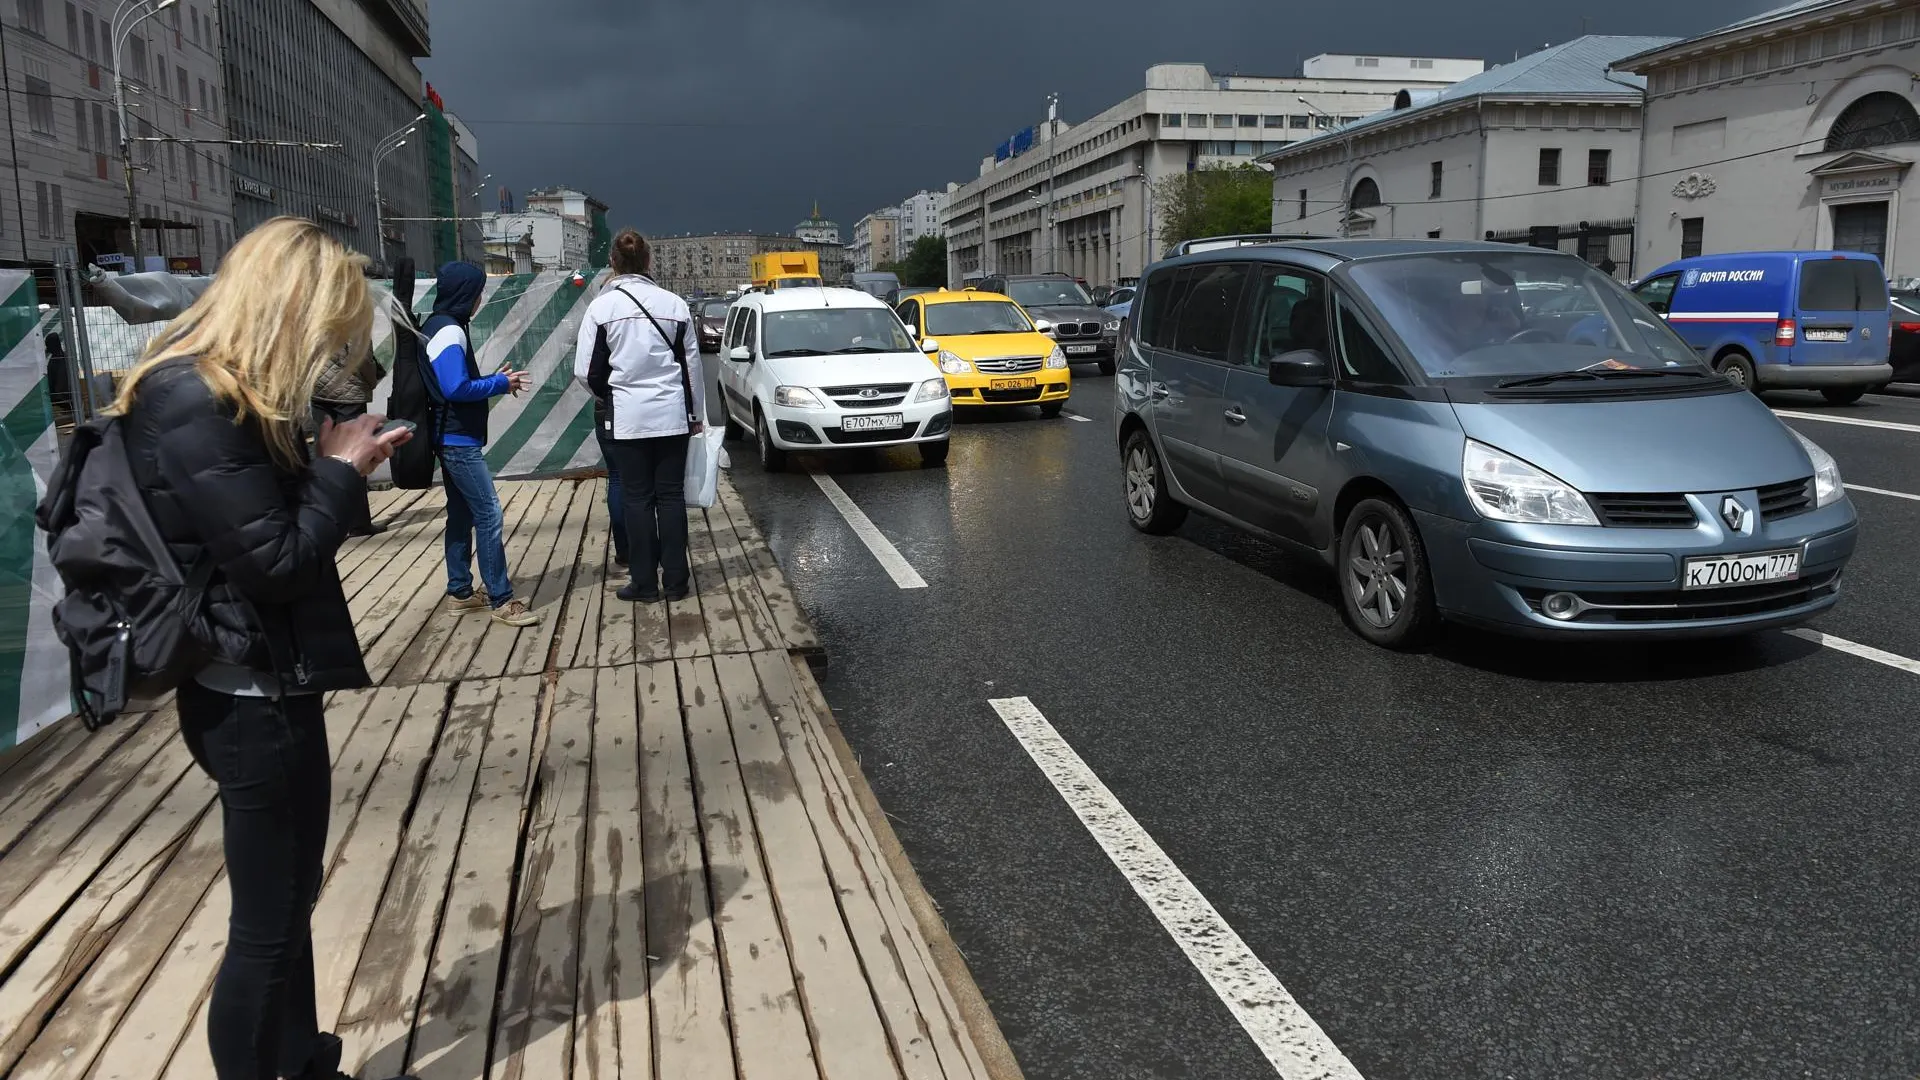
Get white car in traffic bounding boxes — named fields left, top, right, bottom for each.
left=718, top=287, right=952, bottom=470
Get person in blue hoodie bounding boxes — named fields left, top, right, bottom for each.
left=421, top=262, right=541, bottom=627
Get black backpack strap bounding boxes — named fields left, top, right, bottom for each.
left=613, top=285, right=697, bottom=425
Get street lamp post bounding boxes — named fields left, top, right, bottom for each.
left=457, top=172, right=491, bottom=262
left=1297, top=96, right=1352, bottom=238
left=111, top=0, right=176, bottom=269
left=371, top=114, right=423, bottom=268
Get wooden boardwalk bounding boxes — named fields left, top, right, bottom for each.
left=0, top=475, right=998, bottom=1080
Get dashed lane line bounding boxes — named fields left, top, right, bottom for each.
left=988, top=696, right=1364, bottom=1080
left=810, top=474, right=929, bottom=589
left=1787, top=629, right=1920, bottom=677
left=1060, top=411, right=1096, bottom=423
left=1774, top=410, right=1920, bottom=434
left=1845, top=482, right=1920, bottom=502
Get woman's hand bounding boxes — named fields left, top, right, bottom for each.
left=317, top=414, right=405, bottom=477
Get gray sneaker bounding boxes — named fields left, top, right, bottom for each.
left=446, top=592, right=490, bottom=614
left=490, top=599, right=541, bottom=628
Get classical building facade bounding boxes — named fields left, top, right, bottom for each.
left=795, top=203, right=841, bottom=245
left=850, top=210, right=898, bottom=272
left=1618, top=0, right=1920, bottom=278
left=650, top=232, right=850, bottom=295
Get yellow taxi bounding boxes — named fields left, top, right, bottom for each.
left=895, top=289, right=1070, bottom=417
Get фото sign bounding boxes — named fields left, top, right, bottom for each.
left=314, top=204, right=357, bottom=227
left=234, top=175, right=273, bottom=201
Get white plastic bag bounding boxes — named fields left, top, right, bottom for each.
left=685, top=427, right=724, bottom=508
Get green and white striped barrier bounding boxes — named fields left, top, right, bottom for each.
left=0, top=270, right=68, bottom=750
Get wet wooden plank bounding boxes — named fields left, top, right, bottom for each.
left=465, top=481, right=574, bottom=680
left=755, top=652, right=991, bottom=1080
left=336, top=487, right=432, bottom=593
left=406, top=674, right=545, bottom=1080
left=637, top=659, right=733, bottom=1076
left=711, top=653, right=906, bottom=1078
left=492, top=666, right=594, bottom=1080
left=687, top=508, right=747, bottom=656
left=0, top=717, right=145, bottom=862
left=495, top=478, right=592, bottom=679
left=679, top=656, right=815, bottom=1080
left=428, top=479, right=561, bottom=683
left=701, top=505, right=781, bottom=656
left=573, top=664, right=652, bottom=1080
left=555, top=478, right=614, bottom=672
left=716, top=474, right=821, bottom=654
left=386, top=483, right=535, bottom=685
left=338, top=679, right=501, bottom=1079
left=350, top=511, right=452, bottom=660
left=0, top=718, right=90, bottom=817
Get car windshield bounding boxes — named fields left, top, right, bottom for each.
left=699, top=299, right=731, bottom=318
left=762, top=308, right=914, bottom=356
left=1008, top=279, right=1093, bottom=307
left=768, top=277, right=823, bottom=290
left=925, top=301, right=1034, bottom=337
left=1345, top=252, right=1706, bottom=381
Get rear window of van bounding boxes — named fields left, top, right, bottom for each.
left=1799, top=259, right=1888, bottom=311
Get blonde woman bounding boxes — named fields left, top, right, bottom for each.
left=113, top=217, right=412, bottom=1080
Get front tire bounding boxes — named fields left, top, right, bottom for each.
left=1122, top=428, right=1186, bottom=534
left=755, top=409, right=787, bottom=473
left=1338, top=498, right=1438, bottom=649
left=1717, top=350, right=1757, bottom=393
left=1821, top=386, right=1866, bottom=406
left=919, top=440, right=950, bottom=467
left=1039, top=401, right=1064, bottom=419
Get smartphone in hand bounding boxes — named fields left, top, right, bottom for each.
left=377, top=418, right=417, bottom=439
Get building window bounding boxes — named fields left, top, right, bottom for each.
left=35, top=181, right=49, bottom=237
left=1350, top=177, right=1382, bottom=211
left=1538, top=147, right=1562, bottom=186
left=1413, top=59, right=1434, bottom=70
left=1354, top=56, right=1380, bottom=67
left=64, top=1, right=75, bottom=48
left=24, top=68, right=54, bottom=136
left=1212, top=114, right=1233, bottom=128
left=81, top=10, right=93, bottom=59
left=1298, top=188, right=1307, bottom=220
left=1587, top=148, right=1611, bottom=185
left=1238, top=115, right=1258, bottom=127
left=1427, top=229, right=1442, bottom=238
left=1187, top=113, right=1207, bottom=127
left=1163, top=113, right=1181, bottom=128
left=73, top=99, right=88, bottom=151
left=1429, top=160, right=1442, bottom=198
left=17, top=0, right=45, bottom=36
left=1824, top=91, right=1920, bottom=151
left=1681, top=217, right=1704, bottom=259
left=1263, top=115, right=1285, bottom=129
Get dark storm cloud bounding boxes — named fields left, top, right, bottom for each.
left=423, top=0, right=1776, bottom=237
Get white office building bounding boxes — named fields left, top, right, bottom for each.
left=943, top=58, right=1480, bottom=288
left=1617, top=0, right=1920, bottom=278
left=897, top=187, right=950, bottom=246
left=481, top=210, right=588, bottom=272
left=1260, top=36, right=1674, bottom=276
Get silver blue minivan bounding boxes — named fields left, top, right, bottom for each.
left=1115, top=239, right=1859, bottom=647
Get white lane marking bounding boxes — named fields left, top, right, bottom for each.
left=1061, top=411, right=1096, bottom=423
left=810, top=474, right=928, bottom=590
left=987, top=696, right=1364, bottom=1080
left=1786, top=629, right=1920, bottom=676
left=1774, top=409, right=1920, bottom=434
left=1845, top=482, right=1920, bottom=502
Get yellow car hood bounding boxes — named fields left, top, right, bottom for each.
left=936, top=332, right=1058, bottom=361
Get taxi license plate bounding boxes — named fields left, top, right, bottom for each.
left=991, top=377, right=1037, bottom=390
left=1682, top=550, right=1800, bottom=590
left=841, top=413, right=902, bottom=433
left=1066, top=344, right=1098, bottom=355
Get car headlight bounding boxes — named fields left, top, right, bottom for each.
left=1461, top=440, right=1599, bottom=526
left=1044, top=345, right=1068, bottom=369
left=913, top=377, right=949, bottom=402
left=1104, top=317, right=1121, bottom=332
left=773, top=385, right=824, bottom=408
left=938, top=350, right=974, bottom=375
left=1791, top=428, right=1844, bottom=507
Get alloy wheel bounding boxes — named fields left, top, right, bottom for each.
left=1125, top=446, right=1156, bottom=522
left=1346, top=517, right=1409, bottom=629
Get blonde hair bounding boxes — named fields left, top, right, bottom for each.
left=113, top=216, right=372, bottom=468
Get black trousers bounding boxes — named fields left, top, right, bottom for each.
left=178, top=681, right=333, bottom=1080
left=603, top=433, right=691, bottom=594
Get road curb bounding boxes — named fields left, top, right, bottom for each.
left=794, top=661, right=1028, bottom=1080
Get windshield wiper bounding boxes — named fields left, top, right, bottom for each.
left=830, top=346, right=892, bottom=354
left=965, top=328, right=1024, bottom=334
left=765, top=348, right=832, bottom=358
left=1496, top=368, right=1709, bottom=389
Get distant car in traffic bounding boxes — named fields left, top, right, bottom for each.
left=718, top=287, right=952, bottom=470
left=896, top=288, right=1070, bottom=418
left=975, top=272, right=1119, bottom=374
left=695, top=297, right=731, bottom=354
left=886, top=285, right=938, bottom=306
left=1116, top=238, right=1858, bottom=646
left=1631, top=251, right=1893, bottom=404
left=851, top=271, right=901, bottom=299
left=1890, top=292, right=1920, bottom=383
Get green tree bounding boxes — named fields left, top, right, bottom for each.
left=893, top=235, right=948, bottom=287
left=1151, top=163, right=1274, bottom=252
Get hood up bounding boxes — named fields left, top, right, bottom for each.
left=428, top=261, right=486, bottom=329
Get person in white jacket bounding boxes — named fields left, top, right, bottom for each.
left=574, top=230, right=708, bottom=603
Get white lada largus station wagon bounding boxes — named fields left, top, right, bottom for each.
left=718, top=288, right=953, bottom=470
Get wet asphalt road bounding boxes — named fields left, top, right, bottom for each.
left=708, top=353, right=1920, bottom=1080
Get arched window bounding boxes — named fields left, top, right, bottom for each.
left=1349, top=177, right=1382, bottom=210
left=1825, top=92, right=1920, bottom=152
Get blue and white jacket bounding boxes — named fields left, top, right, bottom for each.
left=420, top=262, right=509, bottom=447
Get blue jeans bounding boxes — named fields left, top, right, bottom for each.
left=439, top=444, right=513, bottom=606
left=597, top=432, right=629, bottom=561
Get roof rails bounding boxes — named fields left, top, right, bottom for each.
left=1165, top=233, right=1332, bottom=257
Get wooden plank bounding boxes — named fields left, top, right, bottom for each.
left=336, top=487, right=429, bottom=582
left=687, top=509, right=747, bottom=656
left=90, top=691, right=396, bottom=1080
left=632, top=582, right=674, bottom=664
left=0, top=758, right=212, bottom=1073
left=427, top=480, right=560, bottom=683
left=678, top=656, right=815, bottom=1080
left=595, top=531, right=637, bottom=668
left=711, top=653, right=905, bottom=1077
left=336, top=679, right=501, bottom=1079
left=347, top=507, right=448, bottom=635
left=405, top=674, right=546, bottom=1080
left=492, top=666, right=594, bottom=1080
left=358, top=503, right=486, bottom=686
left=637, top=659, right=733, bottom=1075
left=573, top=665, right=652, bottom=1080
left=337, top=490, right=439, bottom=602
left=384, top=483, right=535, bottom=685
left=755, top=652, right=990, bottom=1080
left=463, top=481, right=572, bottom=680
left=0, top=717, right=89, bottom=815
left=701, top=506, right=781, bottom=656
left=0, top=717, right=145, bottom=861
left=554, top=478, right=613, bottom=672
left=490, top=477, right=591, bottom=680
left=716, top=474, right=821, bottom=654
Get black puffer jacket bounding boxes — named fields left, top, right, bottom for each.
left=123, top=360, right=371, bottom=692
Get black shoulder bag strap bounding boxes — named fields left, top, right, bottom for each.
left=614, top=285, right=697, bottom=425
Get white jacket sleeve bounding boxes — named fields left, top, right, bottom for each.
left=682, top=304, right=709, bottom=425
left=573, top=299, right=601, bottom=389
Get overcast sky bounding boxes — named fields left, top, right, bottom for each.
left=420, top=0, right=1775, bottom=238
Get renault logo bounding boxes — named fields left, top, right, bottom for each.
left=858, top=388, right=880, bottom=399
left=1720, top=495, right=1749, bottom=532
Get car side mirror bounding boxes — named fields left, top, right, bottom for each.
left=921, top=337, right=941, bottom=355
left=905, top=325, right=919, bottom=339
left=728, top=346, right=752, bottom=363
left=1268, top=348, right=1333, bottom=387
left=1646, top=300, right=1668, bottom=315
